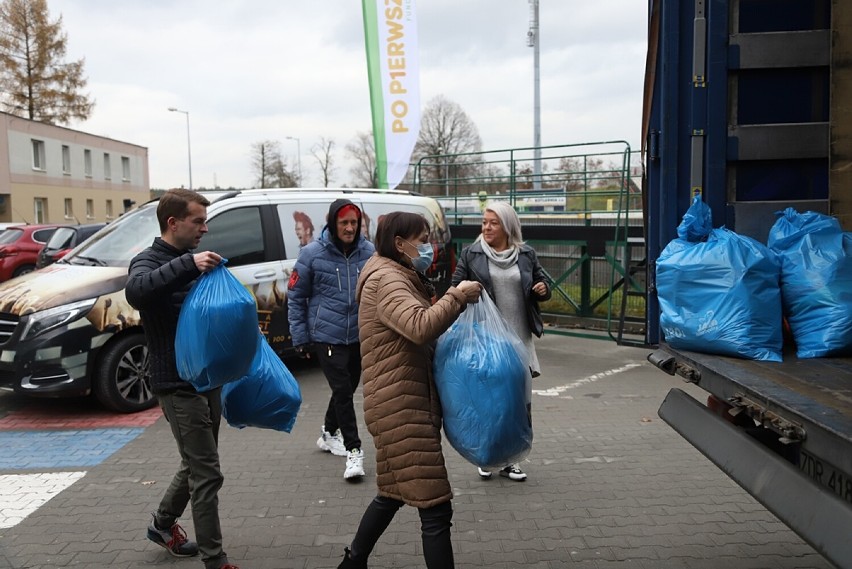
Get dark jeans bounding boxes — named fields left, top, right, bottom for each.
left=349, top=495, right=454, bottom=569
left=156, top=388, right=229, bottom=569
left=315, top=343, right=362, bottom=451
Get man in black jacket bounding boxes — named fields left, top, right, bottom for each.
left=126, top=189, right=239, bottom=569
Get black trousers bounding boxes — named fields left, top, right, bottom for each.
left=349, top=495, right=454, bottom=569
left=315, top=343, right=362, bottom=451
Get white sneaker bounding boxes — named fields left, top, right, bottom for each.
left=477, top=467, right=492, bottom=479
left=344, top=448, right=365, bottom=479
left=317, top=428, right=347, bottom=456
left=499, top=463, right=527, bottom=481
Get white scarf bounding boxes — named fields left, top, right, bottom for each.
left=478, top=236, right=519, bottom=269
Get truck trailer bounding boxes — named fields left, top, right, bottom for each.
left=643, top=1, right=852, bottom=567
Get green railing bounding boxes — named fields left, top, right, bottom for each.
left=410, top=141, right=638, bottom=210
left=451, top=237, right=645, bottom=322
left=411, top=141, right=645, bottom=339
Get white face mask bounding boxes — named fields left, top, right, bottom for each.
left=404, top=240, right=434, bottom=272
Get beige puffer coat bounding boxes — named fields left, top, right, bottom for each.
left=355, top=254, right=468, bottom=509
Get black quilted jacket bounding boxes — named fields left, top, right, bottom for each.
left=126, top=238, right=201, bottom=394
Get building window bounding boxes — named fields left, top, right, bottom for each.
left=64, top=198, right=73, bottom=219
left=121, top=156, right=131, bottom=181
left=86, top=199, right=94, bottom=219
left=104, top=153, right=111, bottom=180
left=84, top=149, right=92, bottom=177
left=34, top=198, right=46, bottom=223
left=32, top=140, right=45, bottom=170
left=62, top=145, right=71, bottom=174
left=106, top=199, right=113, bottom=219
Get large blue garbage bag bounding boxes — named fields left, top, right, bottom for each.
left=221, top=337, right=302, bottom=432
left=677, top=195, right=713, bottom=242
left=176, top=261, right=260, bottom=391
left=657, top=227, right=783, bottom=361
left=434, top=293, right=532, bottom=469
left=767, top=208, right=852, bottom=358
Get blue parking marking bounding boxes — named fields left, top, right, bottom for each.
left=0, top=428, right=144, bottom=470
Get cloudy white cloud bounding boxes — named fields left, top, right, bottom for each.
left=55, top=1, right=648, bottom=189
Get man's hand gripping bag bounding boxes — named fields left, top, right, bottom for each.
left=176, top=262, right=261, bottom=391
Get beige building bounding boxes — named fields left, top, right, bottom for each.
left=0, top=112, right=149, bottom=224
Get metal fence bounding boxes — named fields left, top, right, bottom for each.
left=417, top=140, right=646, bottom=339
left=451, top=235, right=645, bottom=323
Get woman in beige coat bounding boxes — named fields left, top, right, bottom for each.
left=338, top=212, right=481, bottom=569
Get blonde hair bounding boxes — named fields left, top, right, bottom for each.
left=483, top=201, right=524, bottom=247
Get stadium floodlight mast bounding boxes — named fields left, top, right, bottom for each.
left=528, top=0, right=542, bottom=192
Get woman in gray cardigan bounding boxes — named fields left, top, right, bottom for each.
left=451, top=201, right=551, bottom=481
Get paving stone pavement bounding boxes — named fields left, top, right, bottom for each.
left=0, top=335, right=834, bottom=569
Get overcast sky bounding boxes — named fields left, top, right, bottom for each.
left=56, top=1, right=648, bottom=190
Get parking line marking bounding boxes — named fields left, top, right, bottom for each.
left=0, top=472, right=86, bottom=528
left=533, top=363, right=642, bottom=397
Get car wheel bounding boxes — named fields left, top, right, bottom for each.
left=94, top=333, right=156, bottom=413
left=12, top=264, right=35, bottom=278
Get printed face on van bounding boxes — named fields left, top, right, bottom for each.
left=361, top=211, right=372, bottom=240
left=295, top=220, right=313, bottom=247
left=336, top=209, right=359, bottom=247
left=169, top=201, right=208, bottom=250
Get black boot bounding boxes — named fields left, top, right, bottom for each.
left=337, top=547, right=367, bottom=569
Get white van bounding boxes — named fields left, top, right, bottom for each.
left=0, top=189, right=453, bottom=412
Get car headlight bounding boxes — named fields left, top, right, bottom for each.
left=20, top=298, right=97, bottom=341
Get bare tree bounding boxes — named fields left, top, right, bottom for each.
left=310, top=136, right=336, bottom=188
left=414, top=95, right=483, bottom=158
left=0, top=0, right=94, bottom=124
left=556, top=156, right=605, bottom=192
left=251, top=140, right=276, bottom=189
left=250, top=140, right=297, bottom=188
left=411, top=95, right=483, bottom=196
left=268, top=153, right=298, bottom=188
left=345, top=131, right=377, bottom=188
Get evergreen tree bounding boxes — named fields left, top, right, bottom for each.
left=0, top=0, right=94, bottom=124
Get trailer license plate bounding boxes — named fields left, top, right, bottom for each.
left=799, top=449, right=852, bottom=505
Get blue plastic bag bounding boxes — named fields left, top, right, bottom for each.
left=176, top=262, right=260, bottom=391
left=657, top=227, right=783, bottom=361
left=677, top=195, right=713, bottom=242
left=767, top=208, right=852, bottom=358
left=433, top=293, right=532, bottom=469
left=221, top=337, right=302, bottom=432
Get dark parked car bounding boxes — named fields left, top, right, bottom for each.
left=0, top=224, right=60, bottom=282
left=36, top=223, right=107, bottom=269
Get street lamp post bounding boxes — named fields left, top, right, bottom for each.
left=168, top=107, right=193, bottom=190
left=286, top=136, right=302, bottom=186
